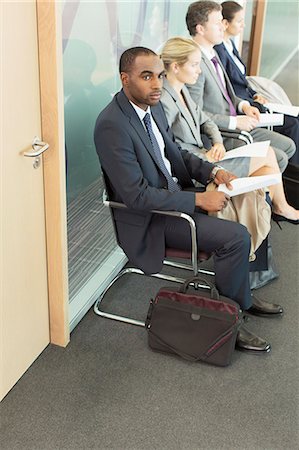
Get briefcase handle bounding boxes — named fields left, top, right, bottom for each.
left=179, top=276, right=219, bottom=300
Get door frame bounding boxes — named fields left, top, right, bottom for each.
left=246, top=0, right=268, bottom=75
left=36, top=1, right=69, bottom=346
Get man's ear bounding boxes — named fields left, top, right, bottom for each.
left=222, top=19, right=229, bottom=30
left=120, top=72, right=129, bottom=86
left=195, top=23, right=205, bottom=36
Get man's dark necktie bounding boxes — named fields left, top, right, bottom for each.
left=211, top=56, right=237, bottom=116
left=143, top=113, right=180, bottom=192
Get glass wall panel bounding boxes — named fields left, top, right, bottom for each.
left=260, top=0, right=299, bottom=78
left=62, top=0, right=191, bottom=328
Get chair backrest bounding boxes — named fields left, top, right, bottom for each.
left=102, top=170, right=114, bottom=202
left=100, top=170, right=203, bottom=271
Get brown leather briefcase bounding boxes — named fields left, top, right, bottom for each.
left=146, top=277, right=242, bottom=367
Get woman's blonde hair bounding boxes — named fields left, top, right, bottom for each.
left=161, top=37, right=200, bottom=70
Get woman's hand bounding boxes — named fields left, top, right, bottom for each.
left=206, top=143, right=226, bottom=162
left=211, top=143, right=226, bottom=161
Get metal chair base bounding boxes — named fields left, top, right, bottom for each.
left=95, top=186, right=216, bottom=327
left=163, top=259, right=215, bottom=276
left=93, top=265, right=213, bottom=327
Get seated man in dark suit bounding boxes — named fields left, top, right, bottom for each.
left=94, top=46, right=283, bottom=353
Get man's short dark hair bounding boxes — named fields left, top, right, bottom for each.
left=119, top=47, right=157, bottom=73
left=186, top=1, right=222, bottom=36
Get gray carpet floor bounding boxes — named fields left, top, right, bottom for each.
left=0, top=221, right=298, bottom=450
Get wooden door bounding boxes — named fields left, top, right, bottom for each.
left=1, top=1, right=50, bottom=400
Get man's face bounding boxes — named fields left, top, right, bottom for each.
left=121, top=54, right=165, bottom=110
left=200, top=10, right=224, bottom=46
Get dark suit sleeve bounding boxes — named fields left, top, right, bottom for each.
left=95, top=116, right=199, bottom=214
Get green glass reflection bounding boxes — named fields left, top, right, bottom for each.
left=260, top=0, right=299, bottom=78
left=63, top=0, right=191, bottom=201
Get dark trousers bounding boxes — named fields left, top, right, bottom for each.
left=274, top=114, right=299, bottom=165
left=164, top=213, right=252, bottom=311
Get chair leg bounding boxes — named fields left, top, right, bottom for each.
left=94, top=267, right=211, bottom=327
left=94, top=268, right=146, bottom=327
left=163, top=259, right=215, bottom=276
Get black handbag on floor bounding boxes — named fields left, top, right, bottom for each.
left=283, top=163, right=299, bottom=209
left=146, top=277, right=242, bottom=367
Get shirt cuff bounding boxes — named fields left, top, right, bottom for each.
left=228, top=116, right=237, bottom=130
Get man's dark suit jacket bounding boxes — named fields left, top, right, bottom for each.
left=214, top=41, right=257, bottom=103
left=94, top=90, right=214, bottom=274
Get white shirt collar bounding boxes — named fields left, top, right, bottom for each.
left=223, top=39, right=233, bottom=54
left=222, top=40, right=246, bottom=74
left=129, top=101, right=151, bottom=122
left=199, top=45, right=216, bottom=61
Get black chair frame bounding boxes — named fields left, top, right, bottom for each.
left=219, top=129, right=254, bottom=145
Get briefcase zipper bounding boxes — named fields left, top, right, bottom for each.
left=205, top=331, right=233, bottom=356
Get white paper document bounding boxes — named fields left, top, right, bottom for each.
left=255, top=113, right=284, bottom=127
left=218, top=173, right=282, bottom=197
left=221, top=140, right=270, bottom=160
left=264, top=103, right=299, bottom=117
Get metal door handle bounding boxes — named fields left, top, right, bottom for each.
left=23, top=136, right=50, bottom=169
left=23, top=136, right=49, bottom=157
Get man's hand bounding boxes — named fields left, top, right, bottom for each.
left=206, top=143, right=226, bottom=162
left=214, top=169, right=236, bottom=190
left=195, top=191, right=230, bottom=212
left=236, top=115, right=258, bottom=131
left=242, top=104, right=260, bottom=121
left=253, top=94, right=268, bottom=104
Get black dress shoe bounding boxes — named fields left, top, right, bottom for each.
left=236, top=326, right=271, bottom=353
left=246, top=295, right=284, bottom=317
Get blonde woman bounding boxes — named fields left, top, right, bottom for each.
left=160, top=37, right=299, bottom=223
